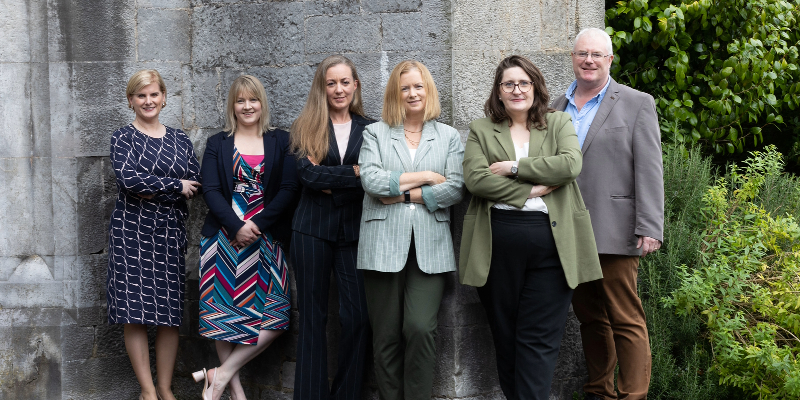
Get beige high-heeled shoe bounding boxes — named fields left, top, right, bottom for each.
left=192, top=368, right=218, bottom=400
left=192, top=368, right=208, bottom=399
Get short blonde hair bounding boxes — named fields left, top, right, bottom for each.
left=126, top=69, right=167, bottom=108
left=224, top=75, right=271, bottom=136
left=382, top=60, right=441, bottom=127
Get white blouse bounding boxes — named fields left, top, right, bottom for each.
left=333, top=120, right=352, bottom=163
left=492, top=142, right=549, bottom=213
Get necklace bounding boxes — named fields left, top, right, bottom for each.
left=403, top=127, right=422, bottom=134
left=404, top=133, right=420, bottom=146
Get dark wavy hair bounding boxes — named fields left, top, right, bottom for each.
left=484, top=55, right=554, bottom=130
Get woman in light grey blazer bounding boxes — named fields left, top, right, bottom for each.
left=358, top=60, right=464, bottom=400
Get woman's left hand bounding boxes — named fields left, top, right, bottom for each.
left=489, top=161, right=515, bottom=176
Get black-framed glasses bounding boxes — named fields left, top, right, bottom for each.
left=499, top=81, right=533, bottom=93
left=572, top=51, right=611, bottom=61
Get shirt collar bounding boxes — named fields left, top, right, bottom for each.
left=565, top=77, right=611, bottom=105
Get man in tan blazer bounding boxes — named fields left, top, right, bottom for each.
left=552, top=28, right=664, bottom=400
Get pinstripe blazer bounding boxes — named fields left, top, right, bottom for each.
left=291, top=114, right=375, bottom=242
left=357, top=120, right=465, bottom=274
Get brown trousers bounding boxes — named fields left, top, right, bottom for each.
left=572, top=254, right=651, bottom=400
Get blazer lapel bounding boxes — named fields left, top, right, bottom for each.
left=528, top=125, right=547, bottom=157
left=493, top=122, right=516, bottom=161
left=222, top=133, right=235, bottom=192
left=391, top=126, right=412, bottom=171
left=260, top=130, right=276, bottom=189
left=326, top=120, right=343, bottom=165
left=412, top=121, right=435, bottom=168
left=342, top=115, right=364, bottom=165
left=582, top=78, right=620, bottom=153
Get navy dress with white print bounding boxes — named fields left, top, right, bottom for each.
left=107, top=124, right=201, bottom=326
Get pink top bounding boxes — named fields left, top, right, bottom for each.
left=241, top=154, right=263, bottom=168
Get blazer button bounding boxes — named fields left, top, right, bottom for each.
left=551, top=221, right=557, bottom=227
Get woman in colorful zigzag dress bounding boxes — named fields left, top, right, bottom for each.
left=192, top=75, right=299, bottom=400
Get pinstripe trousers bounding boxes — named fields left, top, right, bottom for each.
left=290, top=230, right=370, bottom=400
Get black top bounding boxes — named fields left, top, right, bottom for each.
left=200, top=128, right=299, bottom=245
left=292, top=114, right=375, bottom=242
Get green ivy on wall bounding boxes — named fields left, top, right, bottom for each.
left=605, top=0, right=800, bottom=158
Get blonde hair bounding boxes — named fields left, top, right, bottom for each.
left=126, top=69, right=167, bottom=108
left=224, top=75, right=271, bottom=136
left=381, top=60, right=441, bottom=127
left=291, top=55, right=365, bottom=161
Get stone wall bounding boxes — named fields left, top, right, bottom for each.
left=0, top=0, right=603, bottom=398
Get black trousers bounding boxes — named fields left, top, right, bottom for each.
left=290, top=230, right=370, bottom=400
left=476, top=209, right=574, bottom=400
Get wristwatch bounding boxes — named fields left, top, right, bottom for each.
left=404, top=190, right=411, bottom=203
left=510, top=161, right=518, bottom=176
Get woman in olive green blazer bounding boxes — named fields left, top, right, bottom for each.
left=460, top=55, right=602, bottom=400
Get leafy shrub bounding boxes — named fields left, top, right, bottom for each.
left=605, top=0, right=800, bottom=160
left=639, top=145, right=745, bottom=399
left=665, top=145, right=800, bottom=399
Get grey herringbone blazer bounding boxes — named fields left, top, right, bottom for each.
left=357, top=120, right=464, bottom=274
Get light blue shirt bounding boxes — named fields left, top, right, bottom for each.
left=564, top=78, right=611, bottom=148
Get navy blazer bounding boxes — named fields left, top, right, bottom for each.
left=200, top=128, right=299, bottom=245
left=292, top=114, right=375, bottom=242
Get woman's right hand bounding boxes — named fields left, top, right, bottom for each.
left=426, top=171, right=446, bottom=185
left=529, top=185, right=558, bottom=198
left=231, top=220, right=262, bottom=248
left=180, top=179, right=201, bottom=199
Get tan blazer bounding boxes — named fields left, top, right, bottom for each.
left=459, top=112, right=603, bottom=288
left=552, top=77, right=664, bottom=255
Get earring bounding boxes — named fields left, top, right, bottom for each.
left=162, top=103, right=166, bottom=107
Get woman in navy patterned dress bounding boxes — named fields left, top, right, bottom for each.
left=107, top=69, right=201, bottom=400
left=192, top=75, right=298, bottom=400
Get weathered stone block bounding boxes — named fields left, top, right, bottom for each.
left=451, top=50, right=502, bottom=129
left=381, top=12, right=422, bottom=52
left=76, top=254, right=108, bottom=309
left=0, top=0, right=47, bottom=63
left=190, top=68, right=224, bottom=129
left=62, top=356, right=140, bottom=400
left=94, top=323, right=127, bottom=357
left=363, top=0, right=422, bottom=13
left=244, top=65, right=315, bottom=130
left=452, top=0, right=542, bottom=52
left=305, top=0, right=361, bottom=16
left=76, top=157, right=112, bottom=255
left=137, top=8, right=191, bottom=62
left=305, top=14, right=381, bottom=54
left=0, top=63, right=33, bottom=158
left=0, top=158, right=34, bottom=256
left=576, top=0, right=606, bottom=36
left=138, top=0, right=190, bottom=8
left=48, top=62, right=78, bottom=156
left=54, top=256, right=79, bottom=281
left=61, top=324, right=94, bottom=362
left=52, top=158, right=79, bottom=256
left=542, top=0, right=574, bottom=50
left=451, top=325, right=502, bottom=397
left=192, top=2, right=304, bottom=69
left=422, top=0, right=451, bottom=50
left=49, top=0, right=136, bottom=62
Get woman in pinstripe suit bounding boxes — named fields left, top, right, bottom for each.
left=358, top=60, right=465, bottom=400
left=289, top=55, right=375, bottom=400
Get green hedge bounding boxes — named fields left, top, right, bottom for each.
left=605, top=0, right=800, bottom=163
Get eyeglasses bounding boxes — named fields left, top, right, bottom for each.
left=572, top=51, right=611, bottom=61
left=499, top=81, right=533, bottom=93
